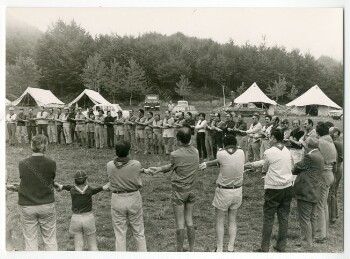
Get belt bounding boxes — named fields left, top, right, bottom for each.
left=113, top=189, right=138, bottom=194
left=217, top=184, right=242, bottom=189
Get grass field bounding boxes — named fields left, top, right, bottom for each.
left=5, top=131, right=343, bottom=252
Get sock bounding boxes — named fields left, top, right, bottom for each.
left=176, top=229, right=185, bottom=252
left=187, top=226, right=195, bottom=252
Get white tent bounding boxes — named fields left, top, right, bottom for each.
left=68, top=89, right=112, bottom=108
left=12, top=87, right=65, bottom=107
left=286, top=85, right=341, bottom=116
left=234, top=82, right=277, bottom=105
left=5, top=98, right=12, bottom=106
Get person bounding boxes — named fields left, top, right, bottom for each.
left=149, top=127, right=199, bottom=252
left=281, top=119, right=291, bottom=149
left=36, top=106, right=49, bottom=138
left=245, top=129, right=293, bottom=252
left=184, top=112, right=196, bottom=145
left=85, top=113, right=96, bottom=148
left=47, top=108, right=57, bottom=144
left=211, top=113, right=226, bottom=158
left=144, top=111, right=155, bottom=154
left=195, top=112, right=207, bottom=160
left=26, top=108, right=37, bottom=142
left=69, top=107, right=77, bottom=144
left=124, top=109, right=137, bottom=150
left=174, top=112, right=186, bottom=140
left=292, top=137, right=324, bottom=251
left=55, top=108, right=65, bottom=144
left=259, top=115, right=273, bottom=159
left=234, top=115, right=248, bottom=154
left=223, top=113, right=236, bottom=136
left=328, top=127, right=343, bottom=223
left=271, top=116, right=281, bottom=129
left=104, top=110, right=115, bottom=149
left=162, top=110, right=175, bottom=155
left=152, top=114, right=163, bottom=154
left=16, top=108, right=29, bottom=144
left=199, top=135, right=244, bottom=252
left=75, top=107, right=87, bottom=147
left=289, top=120, right=305, bottom=165
left=61, top=107, right=72, bottom=145
left=6, top=107, right=17, bottom=146
left=17, top=135, right=58, bottom=250
left=314, top=122, right=336, bottom=242
left=54, top=171, right=110, bottom=251
left=301, top=119, right=317, bottom=145
left=205, top=114, right=215, bottom=160
left=135, top=109, right=146, bottom=154
left=240, top=113, right=262, bottom=164
left=114, top=110, right=126, bottom=142
left=95, top=109, right=105, bottom=149
left=107, top=140, right=153, bottom=251
left=168, top=100, right=175, bottom=112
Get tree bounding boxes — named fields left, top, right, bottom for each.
left=266, top=76, right=287, bottom=102
left=236, top=82, right=247, bottom=95
left=124, top=58, right=147, bottom=105
left=286, top=85, right=299, bottom=101
left=6, top=56, right=41, bottom=98
left=175, top=75, right=192, bottom=100
left=81, top=53, right=108, bottom=93
left=104, top=59, right=126, bottom=103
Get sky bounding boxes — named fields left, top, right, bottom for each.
left=6, top=7, right=344, bottom=61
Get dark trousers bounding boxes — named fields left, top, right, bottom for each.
left=37, top=124, right=48, bottom=138
left=106, top=127, right=114, bottom=148
left=70, top=123, right=76, bottom=143
left=196, top=132, right=207, bottom=159
left=56, top=125, right=65, bottom=144
left=261, top=186, right=293, bottom=252
left=87, top=132, right=95, bottom=148
left=27, top=126, right=37, bottom=142
left=328, top=162, right=343, bottom=222
left=297, top=199, right=317, bottom=249
left=212, top=132, right=224, bottom=158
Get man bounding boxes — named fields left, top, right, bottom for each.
left=26, top=108, right=37, bottom=142
left=85, top=113, right=96, bottom=148
left=245, top=129, right=293, bottom=252
left=16, top=108, right=29, bottom=144
left=6, top=107, right=17, bottom=146
left=47, top=108, right=57, bottom=144
left=135, top=109, right=147, bottom=154
left=144, top=111, right=155, bottom=154
left=234, top=115, right=248, bottom=154
left=293, top=137, right=324, bottom=251
left=168, top=100, right=175, bottom=112
left=281, top=119, right=291, bottom=149
left=69, top=107, right=77, bottom=143
left=211, top=113, right=226, bottom=158
left=195, top=112, right=208, bottom=160
left=162, top=110, right=175, bottom=155
left=75, top=107, right=87, bottom=147
left=36, top=106, right=48, bottom=137
left=301, top=119, right=317, bottom=145
left=328, top=127, right=343, bottom=223
left=223, top=113, right=236, bottom=136
left=149, top=127, right=199, bottom=252
left=259, top=115, right=273, bottom=159
left=289, top=120, right=305, bottom=165
left=114, top=110, right=126, bottom=142
left=205, top=114, right=215, bottom=160
left=107, top=140, right=152, bottom=251
left=61, top=108, right=72, bottom=145
left=152, top=114, right=163, bottom=154
left=104, top=110, right=115, bottom=148
left=17, top=135, right=58, bottom=250
left=315, top=122, right=336, bottom=242
left=124, top=109, right=137, bottom=149
left=95, top=109, right=105, bottom=149
left=199, top=135, right=244, bottom=252
left=55, top=108, right=65, bottom=144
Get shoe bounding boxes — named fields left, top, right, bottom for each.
left=253, top=248, right=264, bottom=252
left=273, top=245, right=284, bottom=252
left=314, top=238, right=326, bottom=244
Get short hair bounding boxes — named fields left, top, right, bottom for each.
left=107, top=110, right=111, bottom=114
left=223, top=135, right=237, bottom=147
left=198, top=112, right=206, bottom=118
left=57, top=108, right=61, bottom=111
left=186, top=112, right=192, bottom=117
left=281, top=119, right=289, bottom=125
left=29, top=108, right=33, bottom=111
left=139, top=109, right=144, bottom=114
left=273, top=116, right=280, bottom=125
left=292, top=119, right=300, bottom=125
left=214, top=113, right=221, bottom=119
left=115, top=140, right=131, bottom=157
left=316, top=122, right=329, bottom=137
left=333, top=127, right=341, bottom=136
left=155, top=114, right=160, bottom=119
left=148, top=111, right=153, bottom=116
left=31, top=134, right=48, bottom=153
left=306, top=137, right=319, bottom=149
left=129, top=109, right=134, bottom=113
left=49, top=108, right=53, bottom=112
left=324, top=121, right=334, bottom=130
left=176, top=127, right=192, bottom=144
left=270, top=128, right=284, bottom=142
left=307, top=119, right=313, bottom=126
left=74, top=170, right=87, bottom=185
left=179, top=111, right=184, bottom=117
left=252, top=113, right=260, bottom=119
left=265, top=115, right=272, bottom=121
left=20, top=108, right=24, bottom=111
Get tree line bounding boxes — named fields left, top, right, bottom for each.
left=6, top=19, right=344, bottom=106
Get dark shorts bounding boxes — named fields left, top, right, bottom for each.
left=171, top=190, right=196, bottom=206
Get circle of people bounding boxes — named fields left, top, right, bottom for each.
left=6, top=106, right=343, bottom=253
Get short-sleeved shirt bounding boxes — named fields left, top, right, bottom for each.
left=16, top=113, right=27, bottom=126
left=135, top=116, right=147, bottom=130
left=169, top=145, right=199, bottom=192
left=144, top=117, right=155, bottom=131
left=152, top=119, right=163, bottom=133
left=104, top=115, right=115, bottom=128
left=126, top=115, right=137, bottom=130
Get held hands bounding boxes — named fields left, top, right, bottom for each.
left=148, top=167, right=163, bottom=175
left=54, top=182, right=63, bottom=192
left=102, top=182, right=110, bottom=191
left=199, top=162, right=207, bottom=170
left=6, top=183, right=19, bottom=192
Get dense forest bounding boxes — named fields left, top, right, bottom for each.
left=6, top=18, right=344, bottom=106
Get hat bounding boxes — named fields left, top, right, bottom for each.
left=74, top=170, right=87, bottom=180
left=9, top=107, right=14, bottom=111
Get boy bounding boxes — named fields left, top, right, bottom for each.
left=54, top=171, right=109, bottom=251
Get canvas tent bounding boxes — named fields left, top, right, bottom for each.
left=12, top=87, right=65, bottom=107
left=5, top=98, right=12, bottom=106
left=286, top=85, right=341, bottom=116
left=234, top=82, right=277, bottom=115
left=68, top=89, right=112, bottom=108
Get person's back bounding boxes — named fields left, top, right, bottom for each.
left=216, top=148, right=244, bottom=187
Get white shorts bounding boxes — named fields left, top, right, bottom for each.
left=212, top=187, right=242, bottom=211
left=162, top=129, right=174, bottom=138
